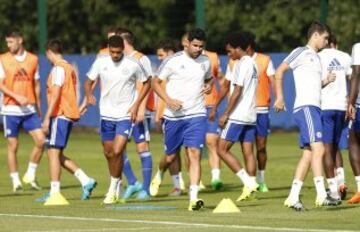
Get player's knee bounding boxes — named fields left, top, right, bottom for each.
left=136, top=142, right=149, bottom=154
left=35, top=136, right=46, bottom=149
left=257, top=147, right=267, bottom=155
left=165, top=155, right=176, bottom=164
left=7, top=140, right=18, bottom=152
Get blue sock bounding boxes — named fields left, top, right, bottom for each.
left=123, top=152, right=137, bottom=185
left=140, top=151, right=152, bottom=194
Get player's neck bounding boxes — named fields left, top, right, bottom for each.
left=306, top=42, right=318, bottom=52
left=13, top=47, right=25, bottom=56
left=123, top=46, right=135, bottom=56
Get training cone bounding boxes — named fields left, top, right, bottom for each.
left=213, top=198, right=240, bottom=213
left=44, top=192, right=70, bottom=206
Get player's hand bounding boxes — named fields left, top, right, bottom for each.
left=128, top=105, right=139, bottom=123
left=42, top=118, right=50, bottom=135
left=218, top=113, right=229, bottom=129
left=347, top=104, right=356, bottom=121
left=86, top=94, right=96, bottom=106
left=202, top=83, right=212, bottom=95
left=166, top=98, right=183, bottom=111
left=14, top=95, right=28, bottom=105
left=327, top=71, right=336, bottom=83
left=209, top=107, right=217, bottom=121
left=136, top=109, right=145, bottom=123
left=273, top=98, right=285, bottom=112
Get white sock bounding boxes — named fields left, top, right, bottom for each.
left=336, top=167, right=345, bottom=186
left=179, top=172, right=184, bottom=183
left=171, top=175, right=181, bottom=189
left=288, top=179, right=303, bottom=201
left=74, top=169, right=90, bottom=186
left=50, top=181, right=60, bottom=194
left=211, top=169, right=220, bottom=181
left=25, top=162, right=38, bottom=179
left=355, top=176, right=360, bottom=192
left=314, top=176, right=327, bottom=200
left=10, top=172, right=21, bottom=186
left=189, top=185, right=199, bottom=201
left=115, top=180, right=122, bottom=198
left=155, top=168, right=163, bottom=182
left=236, top=169, right=253, bottom=187
left=257, top=170, right=265, bottom=184
left=327, top=178, right=339, bottom=199
left=108, top=176, right=120, bottom=194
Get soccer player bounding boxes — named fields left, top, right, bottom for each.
left=84, top=35, right=150, bottom=204
left=0, top=28, right=45, bottom=192
left=274, top=21, right=341, bottom=210
left=246, top=32, right=276, bottom=193
left=347, top=42, right=360, bottom=204
left=152, top=28, right=212, bottom=211
left=150, top=39, right=185, bottom=197
left=116, top=28, right=154, bottom=200
left=318, top=34, right=352, bottom=200
left=214, top=32, right=259, bottom=202
left=98, top=26, right=119, bottom=56
left=40, top=39, right=97, bottom=205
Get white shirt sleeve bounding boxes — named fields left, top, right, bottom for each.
left=51, top=66, right=65, bottom=86
left=87, top=58, right=101, bottom=80
left=266, top=59, right=275, bottom=76
left=140, top=56, right=153, bottom=77
left=283, top=47, right=305, bottom=69
left=205, top=60, right=211, bottom=80
left=135, top=63, right=149, bottom=82
left=225, top=63, right=234, bottom=82
left=34, top=65, right=40, bottom=80
left=0, top=61, right=5, bottom=79
left=232, top=61, right=246, bottom=87
left=157, top=58, right=173, bottom=80
left=351, top=43, right=360, bottom=65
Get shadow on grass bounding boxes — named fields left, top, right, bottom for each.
left=0, top=193, right=34, bottom=197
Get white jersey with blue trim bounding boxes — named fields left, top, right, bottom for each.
left=156, top=51, right=211, bottom=120
left=87, top=55, right=148, bottom=121
left=319, top=48, right=352, bottom=111
left=284, top=45, right=322, bottom=109
left=351, top=43, right=360, bottom=107
left=228, top=55, right=258, bottom=125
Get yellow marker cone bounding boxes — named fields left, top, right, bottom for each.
left=213, top=198, right=240, bottom=213
left=44, top=192, right=69, bottom=206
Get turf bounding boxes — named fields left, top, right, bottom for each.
left=0, top=131, right=359, bottom=232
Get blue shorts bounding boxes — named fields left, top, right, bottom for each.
left=131, top=119, right=150, bottom=143
left=100, top=119, right=132, bottom=142
left=351, top=110, right=360, bottom=133
left=339, top=123, right=349, bottom=150
left=293, top=106, right=323, bottom=148
left=163, top=116, right=206, bottom=155
left=321, top=110, right=346, bottom=145
left=256, top=113, right=270, bottom=137
left=220, top=122, right=256, bottom=142
left=206, top=107, right=220, bottom=135
left=3, top=113, right=42, bottom=138
left=47, top=117, right=73, bottom=149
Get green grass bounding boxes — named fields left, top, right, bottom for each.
left=0, top=131, right=359, bottom=232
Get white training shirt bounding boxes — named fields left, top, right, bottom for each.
left=351, top=43, right=360, bottom=107
left=319, top=48, right=352, bottom=111
left=226, top=55, right=258, bottom=125
left=284, top=45, right=322, bottom=109
left=156, top=51, right=211, bottom=120
left=87, top=55, right=149, bottom=121
left=0, top=51, right=40, bottom=116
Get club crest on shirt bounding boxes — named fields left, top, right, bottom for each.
left=316, top=131, right=322, bottom=138
left=200, top=63, right=206, bottom=72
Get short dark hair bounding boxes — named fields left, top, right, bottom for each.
left=46, top=39, right=62, bottom=54
left=243, top=31, right=256, bottom=49
left=188, top=28, right=206, bottom=42
left=107, top=26, right=118, bottom=34
left=117, top=28, right=135, bottom=45
left=225, top=32, right=252, bottom=50
left=157, top=39, right=178, bottom=53
left=5, top=27, right=23, bottom=38
left=108, top=35, right=124, bottom=48
left=307, top=21, right=330, bottom=39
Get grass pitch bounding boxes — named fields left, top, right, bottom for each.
left=0, top=131, right=359, bottom=232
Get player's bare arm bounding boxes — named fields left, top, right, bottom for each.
left=152, top=76, right=183, bottom=111
left=218, top=84, right=242, bottom=128
left=273, top=62, right=289, bottom=112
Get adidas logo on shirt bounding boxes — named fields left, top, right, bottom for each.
left=327, top=58, right=345, bottom=71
